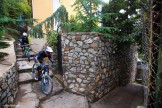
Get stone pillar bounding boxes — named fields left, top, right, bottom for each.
left=62, top=32, right=119, bottom=102
left=115, top=45, right=137, bottom=86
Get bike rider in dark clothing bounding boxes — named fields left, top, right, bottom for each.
left=20, top=32, right=29, bottom=52
left=34, top=46, right=54, bottom=80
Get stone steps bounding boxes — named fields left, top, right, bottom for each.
left=16, top=54, right=35, bottom=58
left=16, top=49, right=35, bottom=54
left=32, top=77, right=64, bottom=101
left=18, top=70, right=54, bottom=85
left=14, top=83, right=40, bottom=108
left=15, top=47, right=32, bottom=52
left=16, top=50, right=36, bottom=59
left=17, top=57, right=34, bottom=61
left=14, top=42, right=64, bottom=108
left=17, top=60, right=34, bottom=73
left=18, top=68, right=32, bottom=73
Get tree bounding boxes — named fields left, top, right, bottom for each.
left=0, top=0, right=32, bottom=58
left=0, top=0, right=31, bottom=39
left=65, top=0, right=116, bottom=37
left=54, top=5, right=68, bottom=33
left=101, top=0, right=146, bottom=46
left=71, top=0, right=102, bottom=32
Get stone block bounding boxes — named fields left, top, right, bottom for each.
left=2, top=83, right=7, bottom=90
left=2, top=97, right=7, bottom=105
left=7, top=96, right=13, bottom=104
left=75, top=36, right=81, bottom=41
left=76, top=78, right=82, bottom=83
left=79, top=88, right=85, bottom=92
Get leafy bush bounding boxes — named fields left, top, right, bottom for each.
left=0, top=41, right=9, bottom=58
left=46, top=30, right=58, bottom=51
left=0, top=41, right=10, bottom=49
left=0, top=0, right=32, bottom=38
left=101, top=0, right=145, bottom=45
left=0, top=52, right=8, bottom=58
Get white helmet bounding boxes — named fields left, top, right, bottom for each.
left=45, top=46, right=53, bottom=53
left=23, top=32, right=27, bottom=36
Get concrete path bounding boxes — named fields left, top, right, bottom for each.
left=15, top=84, right=39, bottom=108
left=90, top=83, right=144, bottom=108
left=41, top=91, right=89, bottom=108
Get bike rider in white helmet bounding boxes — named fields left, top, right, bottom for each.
left=34, top=46, right=54, bottom=80
left=20, top=32, right=29, bottom=51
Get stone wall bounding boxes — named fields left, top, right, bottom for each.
left=0, top=63, right=18, bottom=107
left=115, top=45, right=137, bottom=86
left=62, top=32, right=119, bottom=102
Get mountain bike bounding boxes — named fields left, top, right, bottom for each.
left=23, top=44, right=30, bottom=61
left=20, top=44, right=33, bottom=62
left=31, top=63, right=53, bottom=95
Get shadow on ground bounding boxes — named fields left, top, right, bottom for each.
left=90, top=83, right=144, bottom=108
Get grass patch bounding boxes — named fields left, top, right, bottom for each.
left=0, top=41, right=10, bottom=49
left=0, top=52, right=8, bottom=58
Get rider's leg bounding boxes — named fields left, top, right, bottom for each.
left=23, top=46, right=26, bottom=56
left=34, top=56, right=40, bottom=80
left=20, top=41, right=24, bottom=52
left=41, top=60, right=45, bottom=68
left=21, top=46, right=24, bottom=52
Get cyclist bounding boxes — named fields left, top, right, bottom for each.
left=20, top=32, right=29, bottom=52
left=34, top=46, right=54, bottom=80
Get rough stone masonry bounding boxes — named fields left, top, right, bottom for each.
left=61, top=32, right=120, bottom=102
left=0, top=63, right=18, bottom=107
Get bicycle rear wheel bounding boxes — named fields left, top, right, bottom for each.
left=41, top=75, right=53, bottom=95
left=26, top=48, right=30, bottom=62
left=27, top=52, right=30, bottom=62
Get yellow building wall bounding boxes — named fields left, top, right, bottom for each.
left=32, top=0, right=53, bottom=25
left=31, top=0, right=53, bottom=52
left=30, top=0, right=76, bottom=52
left=60, top=0, right=76, bottom=17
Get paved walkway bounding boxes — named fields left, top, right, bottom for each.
left=13, top=42, right=144, bottom=108
left=90, top=83, right=144, bottom=108
left=41, top=91, right=88, bottom=108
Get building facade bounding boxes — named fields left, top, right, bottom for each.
left=30, top=0, right=75, bottom=25
left=29, top=0, right=75, bottom=52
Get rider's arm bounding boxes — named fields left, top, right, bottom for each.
left=48, top=55, right=54, bottom=64
left=25, top=38, right=29, bottom=44
left=37, top=51, right=43, bottom=62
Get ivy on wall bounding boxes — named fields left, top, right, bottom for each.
left=28, top=17, right=53, bottom=38
left=28, top=5, right=68, bottom=38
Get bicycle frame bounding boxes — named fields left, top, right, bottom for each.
left=24, top=46, right=30, bottom=56
left=20, top=44, right=33, bottom=61
left=38, top=65, right=49, bottom=79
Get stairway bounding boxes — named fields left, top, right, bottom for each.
left=14, top=43, right=63, bottom=108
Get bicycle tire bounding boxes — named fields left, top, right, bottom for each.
left=41, top=75, right=53, bottom=95
left=27, top=50, right=30, bottom=62
left=25, top=47, right=30, bottom=62
left=31, top=63, right=36, bottom=78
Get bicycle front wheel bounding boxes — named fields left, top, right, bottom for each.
left=26, top=49, right=30, bottom=62
left=41, top=75, right=53, bottom=95
left=31, top=63, right=36, bottom=78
